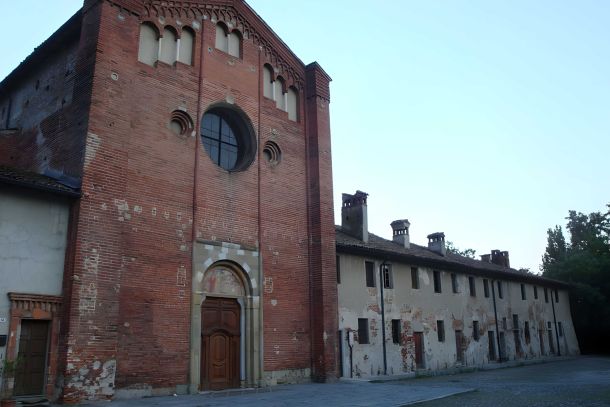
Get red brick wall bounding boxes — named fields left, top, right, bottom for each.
left=60, top=0, right=337, bottom=401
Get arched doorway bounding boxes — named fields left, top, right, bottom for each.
left=191, top=261, right=261, bottom=391
left=201, top=297, right=240, bottom=390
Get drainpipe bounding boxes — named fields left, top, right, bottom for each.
left=379, top=261, right=388, bottom=376
left=550, top=288, right=561, bottom=356
left=491, top=279, right=502, bottom=362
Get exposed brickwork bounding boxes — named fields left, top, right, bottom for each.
left=1, top=0, right=337, bottom=402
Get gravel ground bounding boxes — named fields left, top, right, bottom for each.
left=397, top=356, right=610, bottom=407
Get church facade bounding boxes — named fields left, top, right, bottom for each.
left=0, top=0, right=337, bottom=402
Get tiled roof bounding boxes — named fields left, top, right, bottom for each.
left=336, top=226, right=567, bottom=288
left=0, top=166, right=80, bottom=197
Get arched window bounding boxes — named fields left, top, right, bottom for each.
left=287, top=87, right=298, bottom=121
left=201, top=106, right=256, bottom=171
left=159, top=27, right=178, bottom=64
left=263, top=64, right=274, bottom=99
left=138, top=23, right=159, bottom=66
left=178, top=27, right=194, bottom=65
left=275, top=76, right=286, bottom=111
left=215, top=23, right=229, bottom=53
left=228, top=31, right=241, bottom=58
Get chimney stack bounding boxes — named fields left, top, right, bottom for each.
left=341, top=190, right=369, bottom=242
left=480, top=254, right=491, bottom=263
left=427, top=232, right=446, bottom=256
left=491, top=250, right=510, bottom=267
left=391, top=219, right=410, bottom=249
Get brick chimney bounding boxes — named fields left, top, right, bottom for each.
left=391, top=219, right=410, bottom=249
left=491, top=250, right=510, bottom=267
left=480, top=254, right=491, bottom=263
left=427, top=232, right=446, bottom=256
left=341, top=191, right=369, bottom=242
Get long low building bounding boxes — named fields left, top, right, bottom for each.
left=335, top=191, right=579, bottom=378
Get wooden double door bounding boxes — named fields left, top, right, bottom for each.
left=201, top=297, right=241, bottom=390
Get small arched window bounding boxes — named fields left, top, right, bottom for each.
left=215, top=23, right=229, bottom=53
left=178, top=27, right=194, bottom=65
left=287, top=87, right=299, bottom=121
left=275, top=76, right=286, bottom=111
left=138, top=23, right=159, bottom=66
left=228, top=31, right=241, bottom=58
left=263, top=64, right=274, bottom=99
left=159, top=27, right=178, bottom=64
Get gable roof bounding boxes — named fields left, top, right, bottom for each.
left=336, top=226, right=568, bottom=288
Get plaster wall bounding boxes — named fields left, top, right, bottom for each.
left=337, top=252, right=580, bottom=378
left=0, top=188, right=70, bottom=356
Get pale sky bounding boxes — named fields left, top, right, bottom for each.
left=2, top=1, right=609, bottom=273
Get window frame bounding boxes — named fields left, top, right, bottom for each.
left=411, top=267, right=419, bottom=289
left=521, top=283, right=526, bottom=300
left=358, top=318, right=369, bottom=344
left=365, top=261, right=376, bottom=288
left=451, top=273, right=459, bottom=294
left=382, top=264, right=393, bottom=289
left=483, top=279, right=490, bottom=298
left=469, top=276, right=476, bottom=297
left=437, top=320, right=445, bottom=342
left=391, top=319, right=401, bottom=344
left=200, top=105, right=256, bottom=172
left=433, top=270, right=442, bottom=293
left=473, top=320, right=480, bottom=341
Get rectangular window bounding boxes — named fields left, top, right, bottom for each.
left=437, top=320, right=445, bottom=342
left=502, top=317, right=507, bottom=330
left=497, top=281, right=503, bottom=299
left=558, top=322, right=563, bottom=336
left=383, top=264, right=393, bottom=289
left=488, top=331, right=497, bottom=360
left=483, top=279, right=490, bottom=298
left=521, top=283, right=526, bottom=300
left=433, top=270, right=442, bottom=293
left=473, top=321, right=480, bottom=341
left=469, top=276, right=476, bottom=297
left=358, top=318, right=369, bottom=344
left=411, top=267, right=419, bottom=289
left=512, top=314, right=519, bottom=329
left=451, top=273, right=458, bottom=293
left=336, top=255, right=341, bottom=284
left=548, top=321, right=552, bottom=330
left=365, top=261, right=375, bottom=288
left=555, top=289, right=559, bottom=303
left=544, top=287, right=549, bottom=303
left=391, top=319, right=401, bottom=344
left=534, top=286, right=538, bottom=300
left=524, top=321, right=531, bottom=344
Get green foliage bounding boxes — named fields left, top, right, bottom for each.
left=541, top=204, right=610, bottom=354
left=446, top=241, right=476, bottom=259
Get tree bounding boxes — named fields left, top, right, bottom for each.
left=446, top=241, right=476, bottom=259
left=541, top=204, right=610, bottom=354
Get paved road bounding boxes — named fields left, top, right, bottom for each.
left=83, top=357, right=610, bottom=406
left=409, top=356, right=610, bottom=407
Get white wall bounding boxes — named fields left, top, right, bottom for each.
left=0, top=188, right=70, bottom=346
left=337, top=252, right=580, bottom=378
